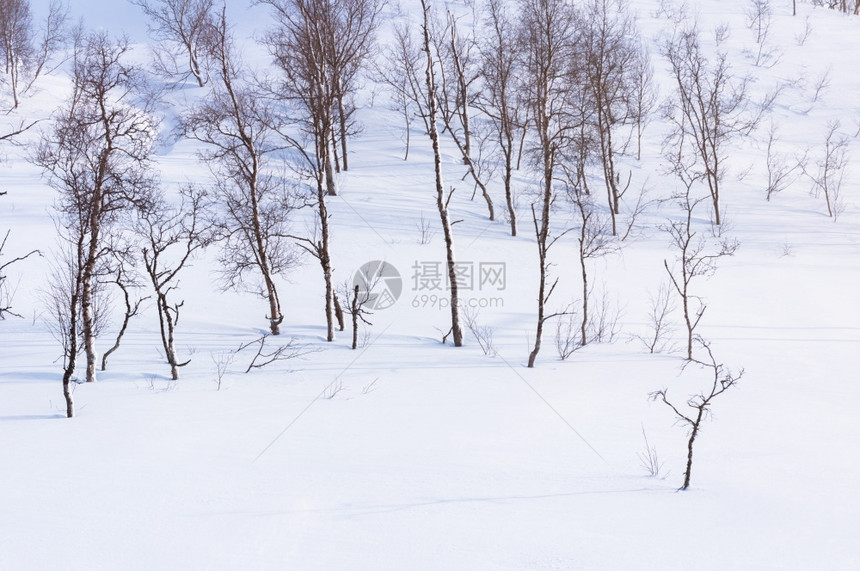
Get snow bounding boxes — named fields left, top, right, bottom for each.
left=2, top=0, right=859, bottom=569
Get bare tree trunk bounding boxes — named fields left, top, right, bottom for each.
left=189, top=51, right=206, bottom=87
left=579, top=235, right=589, bottom=346
left=597, top=106, right=618, bottom=236
left=330, top=125, right=341, bottom=173
left=709, top=158, right=721, bottom=226
left=325, top=146, right=337, bottom=196
left=527, top=215, right=548, bottom=368
left=681, top=413, right=702, bottom=490
left=81, top=240, right=99, bottom=383
left=336, top=86, right=349, bottom=171
left=248, top=170, right=283, bottom=335
left=9, top=51, right=19, bottom=109
left=62, top=367, right=75, bottom=417
left=334, top=294, right=345, bottom=331
left=503, top=139, right=517, bottom=236
left=155, top=294, right=181, bottom=380
left=351, top=284, right=360, bottom=349
left=101, top=276, right=142, bottom=371
left=422, top=0, right=462, bottom=347
left=61, top=292, right=80, bottom=418
left=527, top=140, right=554, bottom=368
left=449, top=15, right=471, bottom=163
left=319, top=191, right=335, bottom=342
left=402, top=105, right=411, bottom=160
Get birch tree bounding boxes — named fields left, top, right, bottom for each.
left=138, top=186, right=212, bottom=379
left=421, top=0, right=462, bottom=346
left=131, top=0, right=215, bottom=87
left=663, top=23, right=756, bottom=226
left=35, top=31, right=158, bottom=383
left=581, top=0, right=650, bottom=235
left=520, top=0, right=580, bottom=367
left=182, top=8, right=298, bottom=335
left=0, top=0, right=68, bottom=109
left=477, top=0, right=526, bottom=235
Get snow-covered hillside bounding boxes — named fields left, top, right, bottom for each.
left=1, top=0, right=858, bottom=569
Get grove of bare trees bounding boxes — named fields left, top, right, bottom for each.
left=0, top=0, right=851, bottom=492
left=35, top=31, right=159, bottom=385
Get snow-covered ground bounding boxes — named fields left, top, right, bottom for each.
left=1, top=0, right=859, bottom=569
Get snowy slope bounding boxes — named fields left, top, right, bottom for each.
left=1, top=0, right=859, bottom=569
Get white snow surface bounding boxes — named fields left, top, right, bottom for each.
left=1, top=0, right=859, bottom=569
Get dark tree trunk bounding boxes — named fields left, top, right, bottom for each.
left=527, top=136, right=554, bottom=368
left=61, top=292, right=80, bottom=418
left=101, top=277, right=140, bottom=371
left=681, top=412, right=703, bottom=490
left=351, top=285, right=360, bottom=350
left=318, top=181, right=335, bottom=342
left=527, top=236, right=547, bottom=368
left=81, top=239, right=99, bottom=383
left=334, top=294, right=345, bottom=331
left=579, top=236, right=589, bottom=347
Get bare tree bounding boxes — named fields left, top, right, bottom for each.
left=339, top=283, right=372, bottom=349
left=570, top=190, right=618, bottom=346
left=100, top=253, right=146, bottom=370
left=338, top=260, right=387, bottom=349
left=1, top=117, right=43, bottom=318
left=0, top=0, right=68, bottom=109
left=803, top=121, right=848, bottom=219
left=662, top=172, right=738, bottom=360
left=260, top=0, right=379, bottom=341
left=138, top=185, right=212, bottom=379
left=325, top=0, right=381, bottom=171
left=462, top=306, right=496, bottom=356
left=432, top=9, right=476, bottom=163
left=477, top=0, right=526, bottom=235
left=420, top=0, right=462, bottom=347
left=260, top=0, right=337, bottom=197
left=236, top=333, right=313, bottom=373
left=0, top=228, right=40, bottom=319
left=662, top=23, right=757, bottom=226
left=131, top=0, right=215, bottom=87
left=519, top=0, right=580, bottom=367
left=260, top=0, right=381, bottom=187
left=182, top=9, right=298, bottom=336
left=630, top=50, right=656, bottom=162
left=745, top=0, right=779, bottom=67
left=285, top=214, right=336, bottom=342
left=581, top=0, right=650, bottom=235
left=650, top=337, right=742, bottom=490
left=377, top=19, right=430, bottom=158
left=632, top=283, right=677, bottom=354
left=429, top=8, right=495, bottom=221
left=34, top=31, right=159, bottom=383
left=554, top=306, right=580, bottom=360
left=0, top=0, right=34, bottom=108
left=43, top=241, right=84, bottom=418
left=762, top=123, right=804, bottom=202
